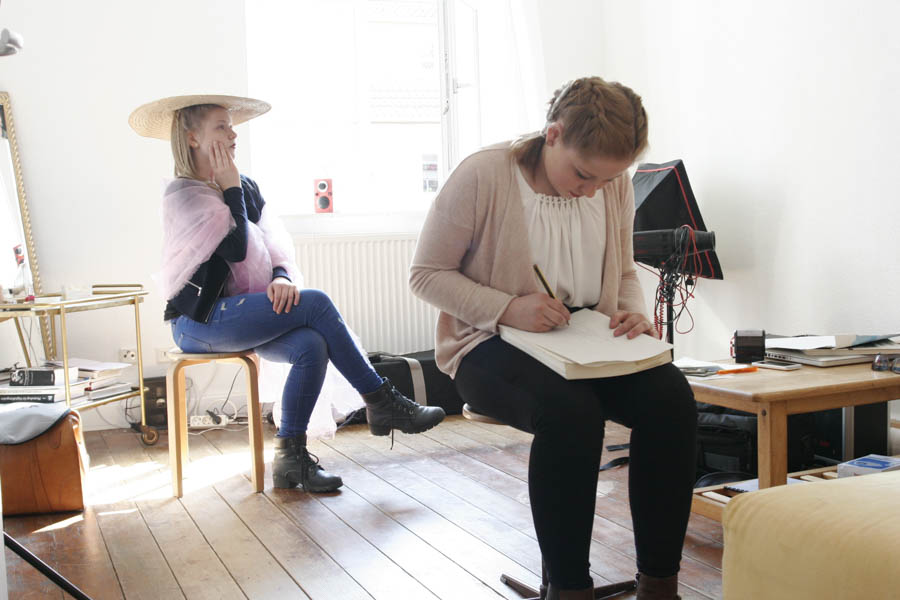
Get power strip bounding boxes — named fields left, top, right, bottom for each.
left=189, top=414, right=230, bottom=429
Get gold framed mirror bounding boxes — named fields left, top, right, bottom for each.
left=0, top=91, right=50, bottom=358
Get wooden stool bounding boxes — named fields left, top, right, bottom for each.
left=461, top=403, right=637, bottom=599
left=166, top=350, right=264, bottom=498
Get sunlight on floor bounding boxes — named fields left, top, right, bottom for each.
left=85, top=444, right=276, bottom=503
left=34, top=514, right=84, bottom=533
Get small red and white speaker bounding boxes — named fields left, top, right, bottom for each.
left=314, top=178, right=333, bottom=213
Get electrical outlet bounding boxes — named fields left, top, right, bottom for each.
left=189, top=414, right=230, bottom=429
left=119, top=347, right=138, bottom=364
left=156, top=348, right=174, bottom=363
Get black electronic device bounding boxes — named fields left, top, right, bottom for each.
left=633, top=159, right=723, bottom=280
left=632, top=228, right=717, bottom=264
left=734, top=329, right=766, bottom=364
left=753, top=359, right=802, bottom=371
left=814, top=404, right=890, bottom=462
left=129, top=375, right=167, bottom=432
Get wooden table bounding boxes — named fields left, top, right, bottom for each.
left=689, top=362, right=900, bottom=520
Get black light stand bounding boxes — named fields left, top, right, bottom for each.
left=4, top=531, right=94, bottom=600
left=633, top=227, right=717, bottom=345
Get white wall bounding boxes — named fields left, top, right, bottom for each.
left=543, top=0, right=900, bottom=425
left=0, top=0, right=251, bottom=429
left=540, top=1, right=900, bottom=353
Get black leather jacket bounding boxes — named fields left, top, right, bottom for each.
left=164, top=175, right=287, bottom=323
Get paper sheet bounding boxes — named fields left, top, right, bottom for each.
left=500, top=310, right=672, bottom=365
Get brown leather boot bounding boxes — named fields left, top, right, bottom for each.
left=636, top=573, right=680, bottom=599
left=545, top=583, right=593, bottom=599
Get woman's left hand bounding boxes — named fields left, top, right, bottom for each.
left=609, top=310, right=658, bottom=339
left=267, top=277, right=300, bottom=314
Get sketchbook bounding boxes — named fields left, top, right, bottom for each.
left=498, top=310, right=673, bottom=380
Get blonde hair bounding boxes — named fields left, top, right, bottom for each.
left=170, top=104, right=222, bottom=181
left=513, top=76, right=648, bottom=174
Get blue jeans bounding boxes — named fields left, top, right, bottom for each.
left=171, top=289, right=383, bottom=437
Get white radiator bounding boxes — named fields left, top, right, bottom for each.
left=293, top=234, right=439, bottom=354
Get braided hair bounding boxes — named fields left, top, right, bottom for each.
left=512, top=76, right=648, bottom=176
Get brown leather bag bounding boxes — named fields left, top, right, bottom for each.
left=0, top=411, right=88, bottom=515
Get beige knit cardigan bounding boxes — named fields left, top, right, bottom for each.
left=409, top=142, right=648, bottom=378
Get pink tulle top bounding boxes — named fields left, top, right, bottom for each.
left=155, top=177, right=301, bottom=301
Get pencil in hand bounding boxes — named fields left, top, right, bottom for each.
left=533, top=264, right=556, bottom=300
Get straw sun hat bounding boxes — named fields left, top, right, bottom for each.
left=128, top=94, right=271, bottom=140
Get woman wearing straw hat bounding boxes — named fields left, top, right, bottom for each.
left=129, top=94, right=445, bottom=493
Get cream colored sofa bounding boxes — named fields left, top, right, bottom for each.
left=722, top=470, right=900, bottom=599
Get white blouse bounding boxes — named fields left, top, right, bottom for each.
left=516, top=165, right=606, bottom=308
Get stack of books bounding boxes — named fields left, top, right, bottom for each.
left=0, top=358, right=134, bottom=404
left=765, top=333, right=900, bottom=367
left=47, top=358, right=133, bottom=402
left=0, top=365, right=89, bottom=403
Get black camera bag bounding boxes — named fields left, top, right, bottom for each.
left=368, top=350, right=464, bottom=415
left=695, top=402, right=818, bottom=481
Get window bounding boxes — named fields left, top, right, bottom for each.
left=245, top=0, right=544, bottom=218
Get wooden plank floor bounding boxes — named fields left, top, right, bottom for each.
left=3, top=416, right=723, bottom=599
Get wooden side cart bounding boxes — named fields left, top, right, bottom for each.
left=0, top=284, right=157, bottom=444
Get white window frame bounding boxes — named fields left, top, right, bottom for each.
left=247, top=0, right=542, bottom=235
left=440, top=0, right=482, bottom=179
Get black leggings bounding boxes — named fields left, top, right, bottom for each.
left=454, top=336, right=697, bottom=589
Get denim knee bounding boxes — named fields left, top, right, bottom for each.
left=256, top=328, right=329, bottom=367
left=295, top=331, right=328, bottom=366
left=299, top=288, right=336, bottom=314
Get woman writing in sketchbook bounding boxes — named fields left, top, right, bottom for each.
left=129, top=94, right=444, bottom=494
left=410, top=78, right=696, bottom=600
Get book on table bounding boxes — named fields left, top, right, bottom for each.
left=498, top=309, right=673, bottom=380
left=794, top=339, right=900, bottom=356
left=9, top=365, right=79, bottom=386
left=83, top=382, right=133, bottom=401
left=765, top=333, right=900, bottom=355
left=46, top=357, right=131, bottom=380
left=0, top=377, right=90, bottom=403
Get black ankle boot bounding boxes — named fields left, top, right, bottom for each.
left=636, top=573, right=680, bottom=600
left=272, top=433, right=342, bottom=492
left=361, top=378, right=445, bottom=436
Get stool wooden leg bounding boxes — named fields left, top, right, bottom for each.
left=166, top=361, right=188, bottom=498
left=240, top=355, right=264, bottom=493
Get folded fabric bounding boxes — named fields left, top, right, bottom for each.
left=0, top=402, right=70, bottom=444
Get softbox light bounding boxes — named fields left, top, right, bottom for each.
left=633, top=159, right=723, bottom=280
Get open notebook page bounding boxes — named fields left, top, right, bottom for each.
left=502, top=310, right=672, bottom=365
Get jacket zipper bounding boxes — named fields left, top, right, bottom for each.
left=202, top=278, right=228, bottom=323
